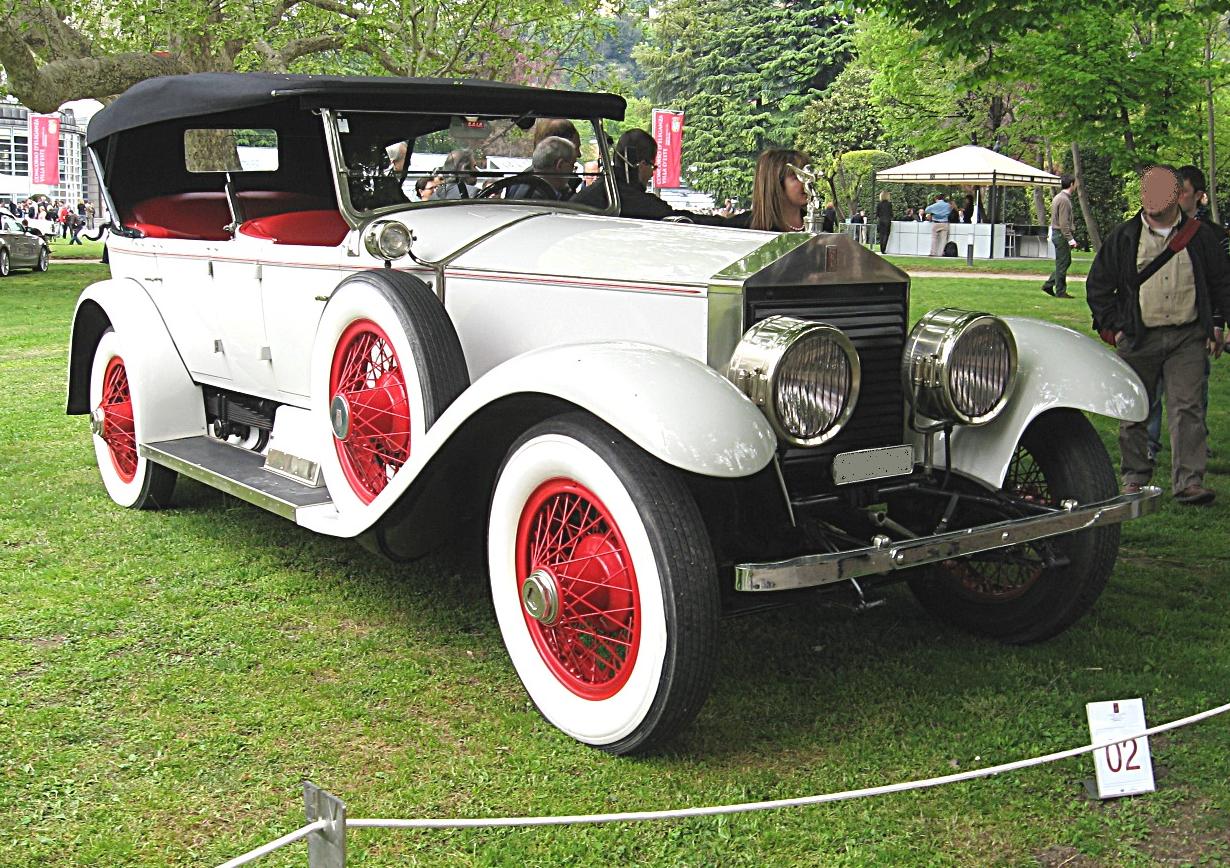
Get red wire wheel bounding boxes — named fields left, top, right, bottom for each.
left=329, top=319, right=410, bottom=503
left=98, top=356, right=138, bottom=483
left=515, top=478, right=641, bottom=700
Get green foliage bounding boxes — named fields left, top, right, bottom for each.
left=1002, top=7, right=1206, bottom=175
left=865, top=0, right=1228, bottom=59
left=855, top=11, right=1040, bottom=157
left=634, top=0, right=851, bottom=199
left=796, top=65, right=883, bottom=162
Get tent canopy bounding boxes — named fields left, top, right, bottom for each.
left=876, top=145, right=1060, bottom=187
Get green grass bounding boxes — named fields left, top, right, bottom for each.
left=885, top=252, right=1093, bottom=277
left=2, top=266, right=1228, bottom=866
left=46, top=238, right=105, bottom=261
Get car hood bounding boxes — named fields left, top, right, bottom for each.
left=395, top=204, right=779, bottom=290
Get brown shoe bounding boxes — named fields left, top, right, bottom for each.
left=1055, top=291, right=1074, bottom=298
left=1174, top=484, right=1215, bottom=505
left=1122, top=482, right=1143, bottom=495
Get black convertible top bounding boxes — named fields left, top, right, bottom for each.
left=87, top=73, right=627, bottom=145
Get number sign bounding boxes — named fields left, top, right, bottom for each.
left=1085, top=698, right=1155, bottom=799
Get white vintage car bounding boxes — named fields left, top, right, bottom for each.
left=68, top=73, right=1159, bottom=754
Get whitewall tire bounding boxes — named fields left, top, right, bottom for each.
left=89, top=329, right=176, bottom=509
left=311, top=271, right=467, bottom=512
left=488, top=413, right=719, bottom=754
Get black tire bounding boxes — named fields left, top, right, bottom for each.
left=35, top=246, right=49, bottom=272
left=487, top=412, right=720, bottom=755
left=0, top=249, right=10, bottom=277
left=908, top=409, right=1119, bottom=643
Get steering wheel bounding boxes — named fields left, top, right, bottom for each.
left=476, top=174, right=559, bottom=200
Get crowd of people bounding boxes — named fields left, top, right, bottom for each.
left=6, top=197, right=95, bottom=244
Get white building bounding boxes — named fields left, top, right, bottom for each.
left=0, top=102, right=97, bottom=211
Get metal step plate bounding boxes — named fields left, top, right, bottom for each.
left=141, top=436, right=332, bottom=520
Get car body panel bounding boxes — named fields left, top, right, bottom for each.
left=919, top=317, right=1149, bottom=489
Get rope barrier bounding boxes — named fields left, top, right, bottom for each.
left=218, top=700, right=1229, bottom=865
left=217, top=819, right=326, bottom=868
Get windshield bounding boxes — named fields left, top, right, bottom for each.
left=331, top=111, right=609, bottom=214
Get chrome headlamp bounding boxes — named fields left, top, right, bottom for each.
left=726, top=315, right=860, bottom=447
left=902, top=308, right=1018, bottom=426
left=363, top=220, right=413, bottom=261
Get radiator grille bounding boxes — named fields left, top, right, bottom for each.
left=744, top=281, right=909, bottom=497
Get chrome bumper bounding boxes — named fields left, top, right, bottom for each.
left=734, top=486, right=1162, bottom=592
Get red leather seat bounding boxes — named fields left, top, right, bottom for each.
left=238, top=210, right=350, bottom=246
left=124, top=193, right=231, bottom=241
left=123, top=192, right=339, bottom=242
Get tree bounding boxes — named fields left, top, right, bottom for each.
left=867, top=0, right=1226, bottom=67
left=795, top=65, right=886, bottom=220
left=634, top=0, right=851, bottom=199
left=0, top=0, right=614, bottom=112
left=854, top=11, right=1040, bottom=157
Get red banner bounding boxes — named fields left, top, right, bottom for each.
left=651, top=109, right=685, bottom=189
left=29, top=114, right=60, bottom=186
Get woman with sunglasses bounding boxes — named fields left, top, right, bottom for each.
left=723, top=148, right=811, bottom=232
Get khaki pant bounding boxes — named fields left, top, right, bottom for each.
left=929, top=221, right=950, bottom=256
left=1116, top=321, right=1209, bottom=493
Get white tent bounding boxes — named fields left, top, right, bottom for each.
left=876, top=145, right=1060, bottom=259
left=875, top=145, right=1060, bottom=187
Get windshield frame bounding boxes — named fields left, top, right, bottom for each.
left=320, top=108, right=619, bottom=227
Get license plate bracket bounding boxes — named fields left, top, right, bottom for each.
left=832, top=444, right=914, bottom=485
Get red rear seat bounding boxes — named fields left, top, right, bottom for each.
left=123, top=192, right=340, bottom=242
left=238, top=210, right=350, bottom=246
left=124, top=193, right=231, bottom=241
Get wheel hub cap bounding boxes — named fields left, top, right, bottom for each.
left=521, top=568, right=560, bottom=626
left=89, top=406, right=106, bottom=436
left=330, top=394, right=351, bottom=440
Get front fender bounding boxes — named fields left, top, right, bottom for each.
left=298, top=341, right=777, bottom=538
left=460, top=341, right=778, bottom=478
left=66, top=278, right=206, bottom=443
left=919, top=317, right=1147, bottom=489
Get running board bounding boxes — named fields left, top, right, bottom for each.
left=140, top=436, right=333, bottom=521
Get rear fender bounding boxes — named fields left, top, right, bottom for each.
left=66, top=278, right=206, bottom=442
left=920, top=317, right=1146, bottom=489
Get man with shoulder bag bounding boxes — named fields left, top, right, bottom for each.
left=1087, top=165, right=1230, bottom=505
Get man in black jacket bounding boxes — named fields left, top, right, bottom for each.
left=1087, top=165, right=1230, bottom=505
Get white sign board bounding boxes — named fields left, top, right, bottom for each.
left=1085, top=698, right=1155, bottom=799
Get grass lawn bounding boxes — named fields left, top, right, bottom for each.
left=885, top=252, right=1093, bottom=277
left=46, top=238, right=106, bottom=261
left=2, top=265, right=1228, bottom=866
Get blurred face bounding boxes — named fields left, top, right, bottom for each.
left=420, top=179, right=438, bottom=201
left=782, top=164, right=809, bottom=209
left=1141, top=166, right=1180, bottom=221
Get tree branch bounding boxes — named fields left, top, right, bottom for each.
left=0, top=35, right=186, bottom=112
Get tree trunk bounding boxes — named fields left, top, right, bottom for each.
left=1033, top=147, right=1047, bottom=225
left=1206, top=30, right=1220, bottom=224
left=830, top=160, right=847, bottom=223
left=1071, top=142, right=1102, bottom=252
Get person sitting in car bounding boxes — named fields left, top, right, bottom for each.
left=503, top=137, right=579, bottom=200
left=572, top=129, right=723, bottom=224
left=433, top=149, right=480, bottom=200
